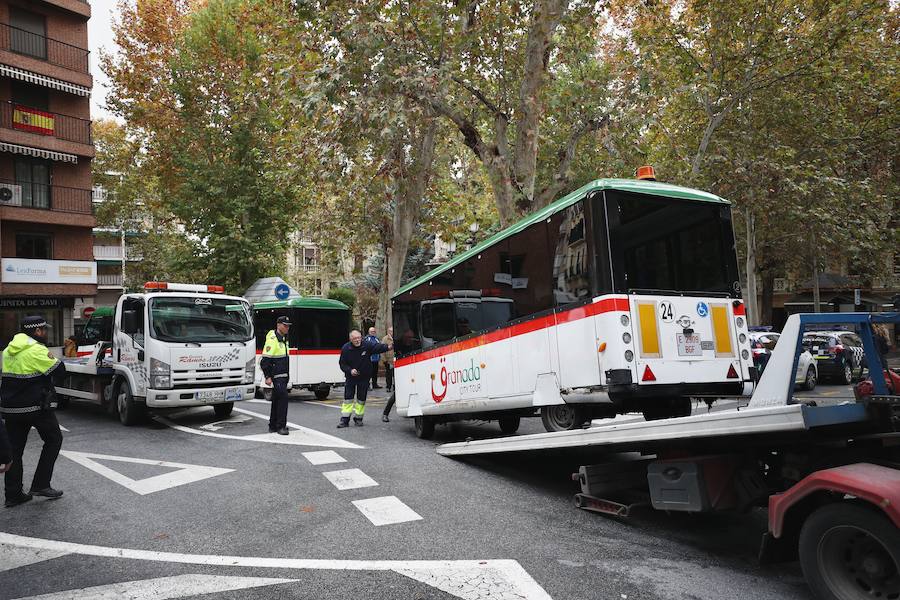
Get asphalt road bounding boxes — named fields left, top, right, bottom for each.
left=0, top=382, right=857, bottom=600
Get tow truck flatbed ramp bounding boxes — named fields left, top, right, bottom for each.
left=435, top=403, right=875, bottom=456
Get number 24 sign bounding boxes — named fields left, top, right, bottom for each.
left=659, top=301, right=674, bottom=323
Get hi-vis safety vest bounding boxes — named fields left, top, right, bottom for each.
left=1, top=333, right=63, bottom=414
left=262, top=330, right=288, bottom=358
left=260, top=330, right=289, bottom=381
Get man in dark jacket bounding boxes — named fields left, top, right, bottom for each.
left=337, top=330, right=390, bottom=428
left=260, top=315, right=292, bottom=435
left=1, top=316, right=66, bottom=508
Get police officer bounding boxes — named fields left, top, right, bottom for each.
left=1, top=316, right=66, bottom=508
left=260, top=316, right=291, bottom=435
left=337, top=330, right=391, bottom=428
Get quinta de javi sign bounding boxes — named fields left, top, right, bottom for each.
left=431, top=357, right=483, bottom=403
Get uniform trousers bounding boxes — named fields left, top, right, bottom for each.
left=4, top=410, right=62, bottom=498
left=268, top=378, right=290, bottom=430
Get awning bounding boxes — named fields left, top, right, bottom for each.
left=0, top=141, right=78, bottom=163
left=0, top=64, right=90, bottom=97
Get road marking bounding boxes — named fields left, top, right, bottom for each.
left=351, top=495, right=423, bottom=526
left=199, top=414, right=253, bottom=431
left=0, top=533, right=554, bottom=600
left=58, top=425, right=69, bottom=432
left=301, top=400, right=342, bottom=409
left=302, top=450, right=346, bottom=465
left=0, top=543, right=68, bottom=573
left=322, top=468, right=378, bottom=491
left=247, top=399, right=269, bottom=404
left=156, top=410, right=363, bottom=449
left=60, top=451, right=234, bottom=495
left=10, top=574, right=297, bottom=600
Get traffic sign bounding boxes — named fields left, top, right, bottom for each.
left=274, top=283, right=290, bottom=300
left=82, top=306, right=95, bottom=319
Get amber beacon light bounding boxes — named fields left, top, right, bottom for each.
left=635, top=165, right=656, bottom=180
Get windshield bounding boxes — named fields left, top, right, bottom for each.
left=149, top=297, right=253, bottom=343
left=604, top=191, right=739, bottom=295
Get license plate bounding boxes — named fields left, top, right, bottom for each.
left=224, top=387, right=243, bottom=402
left=677, top=333, right=703, bottom=357
left=197, top=389, right=224, bottom=401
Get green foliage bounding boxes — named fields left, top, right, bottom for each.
left=327, top=287, right=357, bottom=310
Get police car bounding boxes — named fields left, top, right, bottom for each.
left=801, top=330, right=866, bottom=385
left=749, top=331, right=818, bottom=391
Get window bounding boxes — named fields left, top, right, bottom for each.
left=10, top=8, right=47, bottom=60
left=15, top=233, right=52, bottom=258
left=121, top=298, right=145, bottom=347
left=15, top=157, right=51, bottom=209
left=392, top=300, right=421, bottom=356
left=421, top=301, right=455, bottom=347
left=549, top=200, right=599, bottom=307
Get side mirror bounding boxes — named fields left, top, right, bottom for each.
left=121, top=310, right=140, bottom=335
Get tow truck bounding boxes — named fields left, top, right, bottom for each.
left=57, top=282, right=257, bottom=425
left=438, top=313, right=900, bottom=600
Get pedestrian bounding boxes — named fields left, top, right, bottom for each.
left=63, top=336, right=77, bottom=358
left=382, top=327, right=394, bottom=391
left=364, top=327, right=382, bottom=390
left=872, top=324, right=891, bottom=373
left=260, top=316, right=292, bottom=436
left=338, top=330, right=391, bottom=428
left=1, top=316, right=66, bottom=508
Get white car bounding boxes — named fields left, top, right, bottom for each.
left=749, top=331, right=817, bottom=391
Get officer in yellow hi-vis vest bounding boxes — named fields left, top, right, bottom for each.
left=1, top=316, right=66, bottom=508
left=260, top=316, right=291, bottom=435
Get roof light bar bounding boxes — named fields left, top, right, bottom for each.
left=143, top=282, right=225, bottom=294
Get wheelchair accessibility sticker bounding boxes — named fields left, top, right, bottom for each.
left=696, top=302, right=709, bottom=318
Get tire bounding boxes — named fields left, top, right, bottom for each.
left=840, top=360, right=853, bottom=385
left=799, top=502, right=899, bottom=600
left=804, top=366, right=817, bottom=391
left=262, top=387, right=273, bottom=402
left=498, top=416, right=520, bottom=434
left=213, top=402, right=233, bottom=418
left=541, top=405, right=589, bottom=432
left=314, top=385, right=330, bottom=401
left=116, top=379, right=145, bottom=426
left=414, top=416, right=435, bottom=439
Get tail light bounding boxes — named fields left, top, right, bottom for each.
left=829, top=345, right=844, bottom=355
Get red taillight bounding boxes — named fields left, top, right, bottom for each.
left=829, top=345, right=844, bottom=355
left=727, top=364, right=739, bottom=379
left=752, top=349, right=763, bottom=357
left=642, top=365, right=656, bottom=382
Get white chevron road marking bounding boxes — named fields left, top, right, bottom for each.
left=10, top=574, right=297, bottom=600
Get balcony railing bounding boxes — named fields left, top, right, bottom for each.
left=0, top=22, right=90, bottom=73
left=97, top=273, right=124, bottom=287
left=0, top=102, right=91, bottom=145
left=94, top=245, right=123, bottom=260
left=0, top=179, right=92, bottom=214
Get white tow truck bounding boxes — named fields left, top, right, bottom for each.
left=438, top=313, right=900, bottom=600
left=57, top=282, right=257, bottom=425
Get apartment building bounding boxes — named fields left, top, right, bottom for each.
left=0, top=0, right=95, bottom=349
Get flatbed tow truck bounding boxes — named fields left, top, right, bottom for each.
left=437, top=313, right=900, bottom=600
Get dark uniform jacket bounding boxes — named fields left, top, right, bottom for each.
left=339, top=340, right=389, bottom=381
left=0, top=333, right=66, bottom=415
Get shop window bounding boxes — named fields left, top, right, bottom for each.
left=16, top=232, right=52, bottom=259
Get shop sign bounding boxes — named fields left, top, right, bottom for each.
left=2, top=258, right=97, bottom=285
left=0, top=298, right=73, bottom=309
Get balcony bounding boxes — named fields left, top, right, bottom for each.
left=97, top=273, right=124, bottom=288
left=0, top=102, right=91, bottom=145
left=301, top=264, right=319, bottom=273
left=0, top=22, right=90, bottom=74
left=94, top=245, right=123, bottom=260
left=0, top=179, right=92, bottom=214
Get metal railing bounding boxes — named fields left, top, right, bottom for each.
left=93, top=245, right=123, bottom=259
left=0, top=179, right=92, bottom=214
left=97, top=273, right=124, bottom=287
left=0, top=102, right=91, bottom=145
left=0, top=22, right=90, bottom=73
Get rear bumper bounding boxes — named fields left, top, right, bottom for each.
left=609, top=381, right=750, bottom=399
left=145, top=384, right=254, bottom=408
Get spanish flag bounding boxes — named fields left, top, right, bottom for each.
left=13, top=105, right=55, bottom=136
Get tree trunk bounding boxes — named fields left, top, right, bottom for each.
left=744, top=209, right=760, bottom=326
left=760, top=270, right=775, bottom=325
left=812, top=248, right=821, bottom=313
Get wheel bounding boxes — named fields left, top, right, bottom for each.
left=314, top=385, right=330, bottom=401
left=799, top=502, right=899, bottom=600
left=213, top=402, right=233, bottom=418
left=840, top=360, right=854, bottom=385
left=116, top=379, right=145, bottom=426
left=498, top=416, right=520, bottom=434
left=541, top=405, right=589, bottom=432
left=254, top=386, right=264, bottom=399
left=804, top=366, right=817, bottom=391
left=262, top=387, right=273, bottom=402
left=414, top=416, right=435, bottom=439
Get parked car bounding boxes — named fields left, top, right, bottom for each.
left=801, top=330, right=866, bottom=385
left=749, top=331, right=818, bottom=391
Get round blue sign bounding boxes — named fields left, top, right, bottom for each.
left=274, top=283, right=291, bottom=300
left=696, top=302, right=709, bottom=318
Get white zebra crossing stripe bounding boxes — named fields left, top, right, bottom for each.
left=302, top=450, right=346, bottom=465
left=322, top=468, right=378, bottom=490
left=0, top=544, right=68, bottom=573
left=10, top=574, right=297, bottom=600
left=352, top=496, right=423, bottom=526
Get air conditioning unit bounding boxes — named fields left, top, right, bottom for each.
left=0, top=184, right=22, bottom=206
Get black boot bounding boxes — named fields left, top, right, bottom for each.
left=337, top=416, right=350, bottom=428
left=353, top=417, right=364, bottom=426
left=30, top=487, right=63, bottom=499
left=5, top=492, right=33, bottom=507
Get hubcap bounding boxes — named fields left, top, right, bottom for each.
left=549, top=406, right=575, bottom=429
left=819, top=525, right=899, bottom=598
